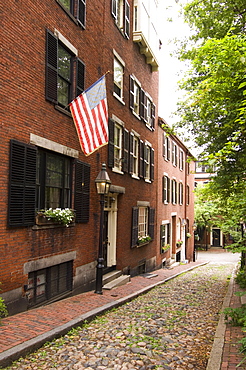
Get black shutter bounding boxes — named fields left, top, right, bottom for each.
left=160, top=224, right=165, bottom=251
left=129, top=75, right=134, bottom=110
left=143, top=144, right=147, bottom=178
left=129, top=132, right=134, bottom=174
left=139, top=140, right=144, bottom=178
left=131, top=207, right=139, bottom=248
left=46, top=29, right=58, bottom=104
left=150, top=147, right=154, bottom=181
left=108, top=118, right=115, bottom=168
left=140, top=89, right=146, bottom=121
left=151, top=103, right=156, bottom=129
left=76, top=58, right=85, bottom=97
left=148, top=207, right=155, bottom=240
left=78, top=0, right=86, bottom=28
left=8, top=140, right=37, bottom=227
left=124, top=0, right=130, bottom=38
left=167, top=137, right=171, bottom=161
left=167, top=177, right=170, bottom=203
left=163, top=133, right=165, bottom=157
left=162, top=176, right=165, bottom=203
left=123, top=128, right=129, bottom=173
left=74, top=160, right=90, bottom=223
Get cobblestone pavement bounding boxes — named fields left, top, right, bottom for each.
left=2, top=262, right=236, bottom=370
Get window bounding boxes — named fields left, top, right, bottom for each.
left=131, top=206, right=155, bottom=247
left=114, top=57, right=124, bottom=100
left=139, top=141, right=154, bottom=181
left=171, top=179, right=177, bottom=204
left=114, top=124, right=123, bottom=171
left=27, top=261, right=73, bottom=307
left=163, top=134, right=170, bottom=161
left=179, top=149, right=184, bottom=171
left=172, top=142, right=178, bottom=166
left=179, top=182, right=183, bottom=205
left=58, top=0, right=86, bottom=28
left=46, top=29, right=85, bottom=108
left=187, top=185, right=190, bottom=205
left=37, top=150, right=71, bottom=210
left=111, top=0, right=130, bottom=38
left=129, top=76, right=155, bottom=128
left=108, top=118, right=129, bottom=173
left=8, top=140, right=90, bottom=227
left=130, top=133, right=139, bottom=177
left=160, top=223, right=170, bottom=253
left=162, top=175, right=170, bottom=203
left=138, top=207, right=148, bottom=237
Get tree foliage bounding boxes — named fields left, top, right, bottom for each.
left=174, top=0, right=246, bottom=239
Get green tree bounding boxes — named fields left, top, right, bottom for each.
left=174, top=0, right=246, bottom=227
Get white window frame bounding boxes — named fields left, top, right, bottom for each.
left=132, top=135, right=139, bottom=177
left=179, top=149, right=184, bottom=171
left=172, top=142, right=178, bottom=166
left=179, top=182, right=183, bottom=205
left=113, top=51, right=125, bottom=102
left=145, top=144, right=151, bottom=181
left=114, top=123, right=123, bottom=172
left=138, top=206, right=148, bottom=237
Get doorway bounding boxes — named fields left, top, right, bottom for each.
left=212, top=228, right=221, bottom=247
left=103, top=194, right=118, bottom=271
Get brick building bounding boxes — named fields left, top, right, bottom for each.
left=157, top=119, right=195, bottom=266
left=1, top=0, right=194, bottom=315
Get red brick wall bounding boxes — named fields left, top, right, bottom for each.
left=1, top=0, right=159, bottom=310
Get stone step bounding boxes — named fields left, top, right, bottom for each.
left=102, top=270, right=122, bottom=285
left=103, top=274, right=131, bottom=290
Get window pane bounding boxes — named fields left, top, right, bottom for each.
left=57, top=77, right=69, bottom=106
left=58, top=45, right=71, bottom=106
left=58, top=45, right=71, bottom=80
left=114, top=58, right=123, bottom=98
left=60, top=0, right=71, bottom=11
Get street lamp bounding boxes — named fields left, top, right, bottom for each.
left=94, top=163, right=111, bottom=294
left=192, top=222, right=197, bottom=262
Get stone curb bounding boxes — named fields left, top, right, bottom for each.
left=206, top=265, right=238, bottom=370
left=0, top=261, right=208, bottom=368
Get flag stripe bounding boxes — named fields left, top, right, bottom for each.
left=69, top=76, right=108, bottom=156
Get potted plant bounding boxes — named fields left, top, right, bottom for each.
left=186, top=232, right=191, bottom=238
left=36, top=208, right=75, bottom=227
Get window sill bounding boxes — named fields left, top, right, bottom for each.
left=131, top=174, right=140, bottom=180
left=112, top=167, right=124, bottom=175
left=137, top=241, right=150, bottom=248
left=55, top=105, right=72, bottom=117
left=113, top=92, right=125, bottom=105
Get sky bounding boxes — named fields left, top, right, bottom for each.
left=158, top=0, right=191, bottom=125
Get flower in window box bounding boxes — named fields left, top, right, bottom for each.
left=176, top=239, right=183, bottom=246
left=162, top=244, right=171, bottom=253
left=36, top=208, right=75, bottom=227
left=137, top=235, right=152, bottom=245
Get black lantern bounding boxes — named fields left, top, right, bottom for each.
left=94, top=163, right=111, bottom=294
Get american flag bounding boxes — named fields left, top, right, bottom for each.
left=70, top=75, right=108, bottom=156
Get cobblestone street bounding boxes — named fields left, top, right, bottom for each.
left=3, top=262, right=236, bottom=370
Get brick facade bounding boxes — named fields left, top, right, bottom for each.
left=1, top=0, right=194, bottom=315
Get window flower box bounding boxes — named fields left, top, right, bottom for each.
left=36, top=208, right=75, bottom=227
left=137, top=235, right=152, bottom=247
left=162, top=244, right=171, bottom=253
left=176, top=240, right=183, bottom=247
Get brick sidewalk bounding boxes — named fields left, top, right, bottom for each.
left=220, top=280, right=246, bottom=370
